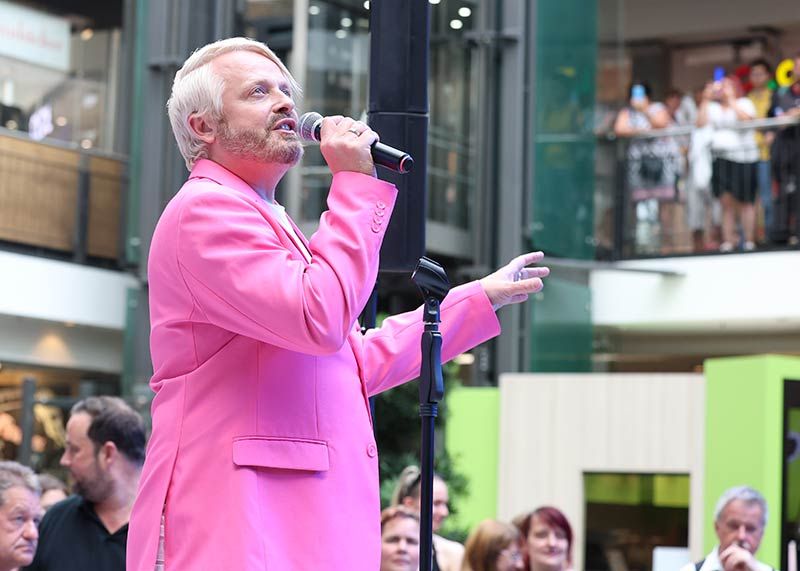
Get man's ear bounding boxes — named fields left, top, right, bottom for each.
left=188, top=113, right=217, bottom=145
left=98, top=441, right=118, bottom=468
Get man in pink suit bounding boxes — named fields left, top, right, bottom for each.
left=127, top=37, right=549, bottom=570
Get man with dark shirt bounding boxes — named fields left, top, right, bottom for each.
left=769, top=52, right=800, bottom=244
left=25, top=397, right=145, bottom=571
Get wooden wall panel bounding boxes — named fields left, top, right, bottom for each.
left=87, top=156, right=124, bottom=259
left=0, top=136, right=79, bottom=252
left=0, top=135, right=124, bottom=261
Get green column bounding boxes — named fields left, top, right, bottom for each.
left=704, top=355, right=800, bottom=568
left=529, top=0, right=597, bottom=372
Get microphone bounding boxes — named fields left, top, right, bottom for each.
left=298, top=112, right=414, bottom=174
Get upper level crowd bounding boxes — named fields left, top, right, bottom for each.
left=605, top=53, right=800, bottom=257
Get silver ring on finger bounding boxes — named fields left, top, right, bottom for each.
left=348, top=127, right=361, bottom=136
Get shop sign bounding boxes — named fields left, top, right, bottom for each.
left=0, top=1, right=70, bottom=71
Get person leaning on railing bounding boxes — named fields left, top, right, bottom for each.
left=768, top=52, right=800, bottom=246
left=696, top=75, right=759, bottom=252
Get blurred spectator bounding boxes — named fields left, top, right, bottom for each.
left=769, top=52, right=800, bottom=246
left=697, top=75, right=759, bottom=251
left=25, top=397, right=145, bottom=571
left=461, top=519, right=524, bottom=571
left=614, top=82, right=681, bottom=253
left=35, top=475, right=67, bottom=513
left=747, top=59, right=775, bottom=242
left=666, top=87, right=698, bottom=127
left=680, top=486, right=769, bottom=571
left=0, top=461, right=40, bottom=571
left=514, top=506, right=573, bottom=571
left=380, top=506, right=420, bottom=571
left=392, top=465, right=464, bottom=571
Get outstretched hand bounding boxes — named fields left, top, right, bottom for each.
left=479, top=252, right=549, bottom=311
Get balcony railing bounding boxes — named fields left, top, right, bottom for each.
left=0, top=129, right=127, bottom=267
left=598, top=115, right=800, bottom=259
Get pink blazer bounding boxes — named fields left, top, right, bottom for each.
left=127, top=159, right=501, bottom=570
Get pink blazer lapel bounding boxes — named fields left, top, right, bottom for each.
left=189, top=159, right=312, bottom=264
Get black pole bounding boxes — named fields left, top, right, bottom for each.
left=369, top=0, right=429, bottom=273
left=18, top=377, right=36, bottom=466
left=411, top=257, right=450, bottom=571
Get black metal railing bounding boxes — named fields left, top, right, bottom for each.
left=600, top=115, right=800, bottom=259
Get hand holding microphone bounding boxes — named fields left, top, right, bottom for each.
left=299, top=112, right=414, bottom=174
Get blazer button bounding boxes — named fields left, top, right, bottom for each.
left=373, top=216, right=383, bottom=225
left=367, top=444, right=378, bottom=457
left=371, top=223, right=381, bottom=233
left=376, top=200, right=387, bottom=210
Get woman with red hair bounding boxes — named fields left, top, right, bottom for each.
left=514, top=507, right=573, bottom=571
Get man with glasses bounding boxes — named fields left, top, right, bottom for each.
left=682, top=486, right=773, bottom=571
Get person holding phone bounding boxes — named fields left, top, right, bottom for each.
left=697, top=73, right=759, bottom=252
left=614, top=82, right=681, bottom=254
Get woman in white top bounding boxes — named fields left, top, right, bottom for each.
left=696, top=76, right=759, bottom=252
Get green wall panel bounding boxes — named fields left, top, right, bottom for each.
left=704, top=355, right=800, bottom=568
left=446, top=387, right=501, bottom=531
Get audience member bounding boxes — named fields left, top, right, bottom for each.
left=380, top=506, right=421, bottom=571
left=747, top=59, right=775, bottom=242
left=514, top=506, right=573, bottom=571
left=462, top=519, right=524, bottom=571
left=697, top=75, right=759, bottom=252
left=25, top=396, right=145, bottom=571
left=687, top=84, right=721, bottom=252
left=0, top=461, right=40, bottom=571
left=666, top=87, right=698, bottom=127
left=392, top=465, right=464, bottom=571
left=680, top=485, right=771, bottom=571
left=769, top=52, right=800, bottom=245
left=35, top=475, right=66, bottom=513
left=614, top=82, right=681, bottom=253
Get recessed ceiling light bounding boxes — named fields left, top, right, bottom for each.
left=458, top=7, right=472, bottom=17
left=450, top=19, right=463, bottom=30
left=341, top=17, right=352, bottom=28
left=308, top=5, right=320, bottom=15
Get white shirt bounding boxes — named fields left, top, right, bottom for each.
left=263, top=200, right=311, bottom=263
left=707, top=99, right=759, bottom=163
left=680, top=546, right=775, bottom=571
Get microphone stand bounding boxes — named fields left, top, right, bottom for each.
left=411, top=257, right=450, bottom=571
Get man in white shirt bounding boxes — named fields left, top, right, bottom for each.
left=682, top=486, right=774, bottom=571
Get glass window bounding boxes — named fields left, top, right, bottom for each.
left=584, top=473, right=690, bottom=571
left=0, top=1, right=123, bottom=153
left=428, top=0, right=477, bottom=230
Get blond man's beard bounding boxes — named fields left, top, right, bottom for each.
left=217, top=117, right=304, bottom=165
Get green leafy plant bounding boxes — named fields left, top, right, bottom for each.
left=374, top=358, right=471, bottom=542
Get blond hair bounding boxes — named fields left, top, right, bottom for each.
left=167, top=37, right=301, bottom=171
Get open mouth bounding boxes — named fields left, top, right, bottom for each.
left=273, top=118, right=297, bottom=132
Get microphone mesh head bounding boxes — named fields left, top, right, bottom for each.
left=298, top=112, right=323, bottom=142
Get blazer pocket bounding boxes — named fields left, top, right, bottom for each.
left=232, top=436, right=330, bottom=472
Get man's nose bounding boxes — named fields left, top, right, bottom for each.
left=736, top=525, right=748, bottom=540
left=272, top=91, right=295, bottom=115
left=59, top=452, right=69, bottom=467
left=23, top=520, right=38, bottom=540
